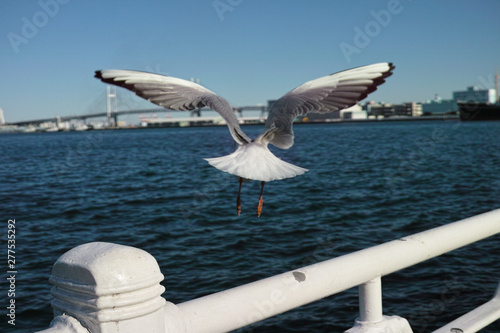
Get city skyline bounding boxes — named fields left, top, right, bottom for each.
left=1, top=0, right=499, bottom=123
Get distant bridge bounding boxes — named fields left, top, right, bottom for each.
left=6, top=84, right=271, bottom=127
left=7, top=105, right=269, bottom=127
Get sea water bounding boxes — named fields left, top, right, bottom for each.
left=1, top=120, right=500, bottom=332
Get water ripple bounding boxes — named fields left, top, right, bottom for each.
left=1, top=121, right=500, bottom=332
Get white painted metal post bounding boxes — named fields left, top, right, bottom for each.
left=35, top=314, right=89, bottom=333
left=36, top=242, right=166, bottom=333
left=359, top=277, right=383, bottom=323
left=346, top=276, right=412, bottom=333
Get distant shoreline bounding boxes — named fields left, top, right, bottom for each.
left=0, top=115, right=467, bottom=134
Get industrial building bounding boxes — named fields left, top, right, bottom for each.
left=422, top=84, right=498, bottom=115
left=302, top=104, right=367, bottom=122
left=366, top=102, right=422, bottom=118
left=453, top=86, right=497, bottom=104
left=421, top=95, right=457, bottom=115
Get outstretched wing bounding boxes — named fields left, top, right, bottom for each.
left=263, top=63, right=395, bottom=149
left=95, top=69, right=251, bottom=145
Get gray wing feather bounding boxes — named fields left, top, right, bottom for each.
left=264, top=63, right=395, bottom=149
left=94, top=69, right=250, bottom=145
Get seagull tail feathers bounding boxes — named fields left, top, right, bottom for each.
left=204, top=142, right=307, bottom=182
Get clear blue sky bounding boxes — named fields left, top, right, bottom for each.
left=1, top=0, right=499, bottom=122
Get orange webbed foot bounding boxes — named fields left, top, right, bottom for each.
left=257, top=181, right=265, bottom=217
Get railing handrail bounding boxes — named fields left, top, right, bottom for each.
left=165, top=208, right=500, bottom=332
left=36, top=209, right=500, bottom=333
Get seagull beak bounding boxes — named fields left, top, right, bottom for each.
left=258, top=181, right=265, bottom=217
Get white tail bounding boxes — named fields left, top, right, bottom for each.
left=204, top=141, right=308, bottom=182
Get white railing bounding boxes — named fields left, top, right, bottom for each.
left=37, top=208, right=500, bottom=333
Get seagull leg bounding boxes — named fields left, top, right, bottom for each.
left=237, top=177, right=243, bottom=216
left=257, top=181, right=265, bottom=217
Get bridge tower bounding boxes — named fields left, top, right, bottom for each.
left=107, top=86, right=117, bottom=127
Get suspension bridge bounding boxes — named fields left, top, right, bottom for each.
left=7, top=86, right=271, bottom=128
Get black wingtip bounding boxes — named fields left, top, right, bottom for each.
left=357, top=62, right=396, bottom=100
left=386, top=62, right=396, bottom=77
left=93, top=70, right=124, bottom=87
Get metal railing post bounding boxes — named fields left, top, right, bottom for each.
left=359, top=276, right=383, bottom=323
left=347, top=276, right=412, bottom=333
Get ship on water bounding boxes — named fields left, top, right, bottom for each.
left=458, top=68, right=500, bottom=121
left=459, top=102, right=500, bottom=121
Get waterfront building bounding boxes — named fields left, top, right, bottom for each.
left=422, top=99, right=457, bottom=115
left=421, top=86, right=498, bottom=116
left=395, top=102, right=422, bottom=117
left=303, top=104, right=366, bottom=122
left=340, top=104, right=367, bottom=120
left=421, top=95, right=457, bottom=115
left=453, top=86, right=497, bottom=104
left=367, top=102, right=422, bottom=118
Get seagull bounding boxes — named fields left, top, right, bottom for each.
left=95, top=63, right=395, bottom=216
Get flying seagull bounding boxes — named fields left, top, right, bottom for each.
left=95, top=62, right=395, bottom=216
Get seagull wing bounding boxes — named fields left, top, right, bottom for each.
left=263, top=62, right=395, bottom=149
left=95, top=69, right=251, bottom=145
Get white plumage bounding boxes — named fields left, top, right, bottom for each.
left=205, top=141, right=308, bottom=182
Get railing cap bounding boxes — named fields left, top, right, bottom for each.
left=49, top=242, right=164, bottom=296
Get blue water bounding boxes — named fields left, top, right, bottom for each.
left=2, top=120, right=500, bottom=333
